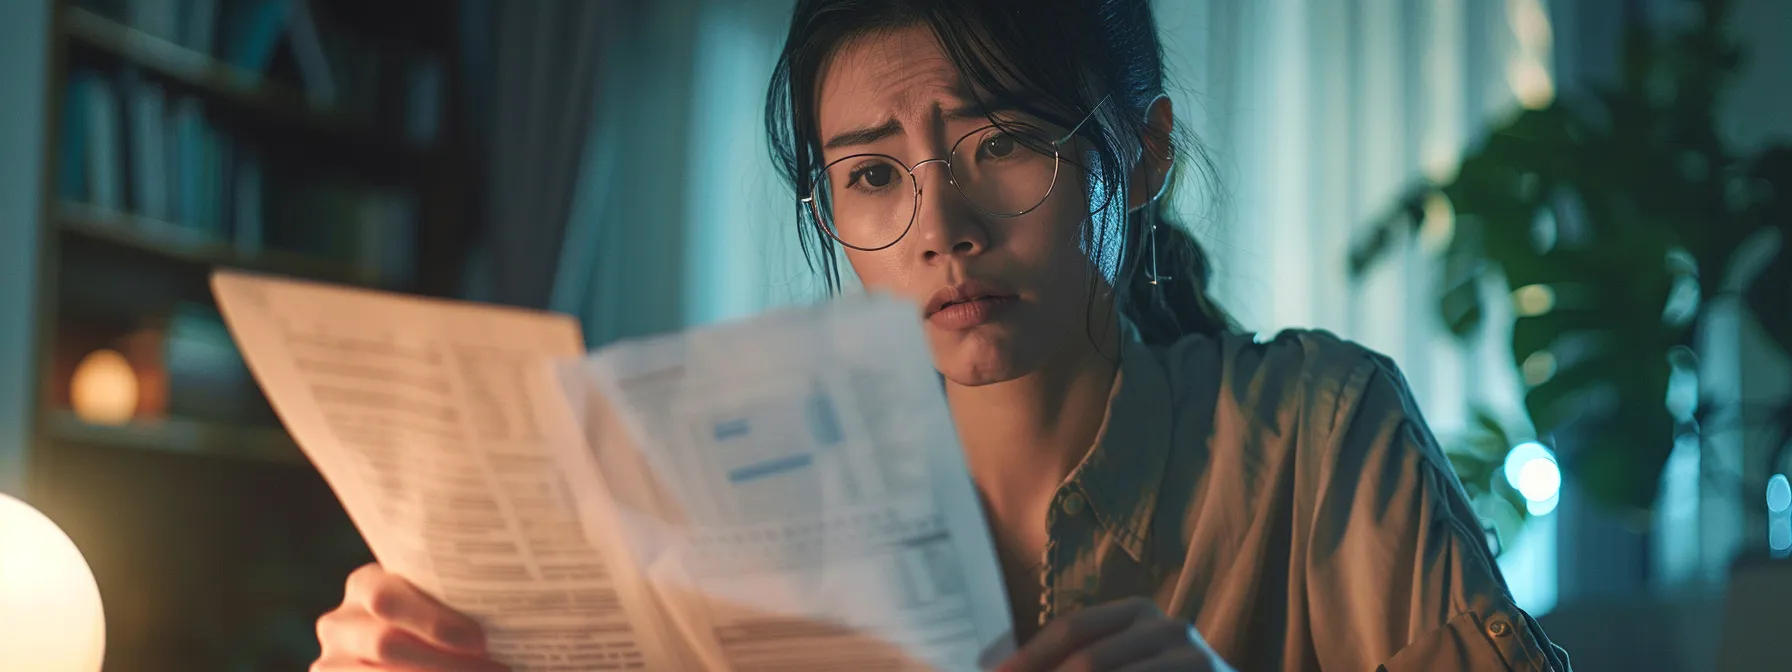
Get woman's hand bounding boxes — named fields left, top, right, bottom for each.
left=312, top=563, right=507, bottom=672
left=998, top=597, right=1232, bottom=672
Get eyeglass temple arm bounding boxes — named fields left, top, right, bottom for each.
left=1054, top=94, right=1112, bottom=146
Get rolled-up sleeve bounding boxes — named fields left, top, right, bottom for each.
left=1304, top=354, right=1571, bottom=672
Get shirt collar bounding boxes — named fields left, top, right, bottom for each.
left=1065, top=320, right=1177, bottom=563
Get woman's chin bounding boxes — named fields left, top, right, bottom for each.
left=929, top=331, right=1035, bottom=386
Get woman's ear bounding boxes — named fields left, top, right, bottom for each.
left=1126, top=95, right=1175, bottom=213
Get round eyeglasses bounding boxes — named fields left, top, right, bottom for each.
left=802, top=98, right=1109, bottom=251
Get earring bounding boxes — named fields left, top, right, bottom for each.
left=1147, top=221, right=1171, bottom=286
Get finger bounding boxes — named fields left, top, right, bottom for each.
left=312, top=651, right=511, bottom=672
left=318, top=608, right=507, bottom=671
left=346, top=565, right=488, bottom=654
left=1113, top=649, right=1218, bottom=672
left=1000, top=596, right=1161, bottom=672
left=1054, top=618, right=1196, bottom=672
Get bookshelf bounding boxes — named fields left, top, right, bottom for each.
left=42, top=410, right=307, bottom=466
left=59, top=201, right=382, bottom=286
left=25, top=0, right=473, bottom=668
left=60, top=6, right=429, bottom=170
left=63, top=7, right=327, bottom=128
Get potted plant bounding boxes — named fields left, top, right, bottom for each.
left=1352, top=0, right=1791, bottom=517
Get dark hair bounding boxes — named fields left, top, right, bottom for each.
left=764, top=0, right=1237, bottom=345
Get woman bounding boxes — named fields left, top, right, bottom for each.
left=313, top=0, right=1571, bottom=670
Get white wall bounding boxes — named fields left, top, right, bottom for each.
left=0, top=0, right=51, bottom=496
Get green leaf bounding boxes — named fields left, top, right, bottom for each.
left=1489, top=470, right=1531, bottom=524
left=1448, top=453, right=1494, bottom=495
left=1471, top=407, right=1515, bottom=455
left=1510, top=309, right=1609, bottom=367
left=1559, top=411, right=1675, bottom=512
left=1523, top=346, right=1675, bottom=512
left=1440, top=281, right=1485, bottom=339
left=1523, top=359, right=1613, bottom=436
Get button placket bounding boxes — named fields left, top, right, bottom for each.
left=1038, top=486, right=1096, bottom=626
left=1038, top=502, right=1058, bottom=627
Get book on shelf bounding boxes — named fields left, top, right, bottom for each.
left=221, top=0, right=292, bottom=75
left=123, top=68, right=169, bottom=220
left=167, top=94, right=193, bottom=229
left=201, top=106, right=228, bottom=237
left=73, top=69, right=125, bottom=211
left=401, top=54, right=442, bottom=148
left=231, top=148, right=265, bottom=256
left=58, top=72, right=92, bottom=203
left=169, top=94, right=223, bottom=237
left=284, top=0, right=335, bottom=108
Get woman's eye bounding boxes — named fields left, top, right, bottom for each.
left=851, top=163, right=896, bottom=189
left=981, top=133, right=1017, bottom=159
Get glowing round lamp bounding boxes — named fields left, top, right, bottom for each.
left=0, top=492, right=105, bottom=670
left=69, top=349, right=138, bottom=425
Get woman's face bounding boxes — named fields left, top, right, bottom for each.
left=815, top=26, right=1111, bottom=385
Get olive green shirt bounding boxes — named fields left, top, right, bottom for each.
left=1035, top=328, right=1571, bottom=671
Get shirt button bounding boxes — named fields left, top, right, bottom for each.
left=1061, top=492, right=1086, bottom=517
left=1487, top=618, right=1513, bottom=638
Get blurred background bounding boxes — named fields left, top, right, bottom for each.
left=0, top=0, right=1786, bottom=669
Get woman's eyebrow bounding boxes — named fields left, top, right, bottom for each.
left=822, top=103, right=1024, bottom=151
left=824, top=119, right=902, bottom=150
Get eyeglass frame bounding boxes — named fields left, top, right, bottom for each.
left=800, top=95, right=1112, bottom=252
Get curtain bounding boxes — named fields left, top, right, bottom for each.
left=551, top=0, right=811, bottom=348
left=459, top=0, right=614, bottom=310
left=1158, top=0, right=1532, bottom=433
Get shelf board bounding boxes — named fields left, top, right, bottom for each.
left=42, top=411, right=309, bottom=467
left=58, top=202, right=382, bottom=287
left=59, top=6, right=385, bottom=146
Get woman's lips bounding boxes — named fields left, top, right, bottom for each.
left=927, top=295, right=1019, bottom=330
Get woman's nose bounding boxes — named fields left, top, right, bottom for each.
left=909, top=159, right=989, bottom=262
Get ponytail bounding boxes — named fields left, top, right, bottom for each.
left=1114, top=126, right=1237, bottom=345
left=1118, top=202, right=1237, bottom=345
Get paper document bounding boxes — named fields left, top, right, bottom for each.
left=212, top=272, right=686, bottom=670
left=213, top=271, right=1014, bottom=671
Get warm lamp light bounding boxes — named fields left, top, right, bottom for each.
left=0, top=492, right=105, bottom=670
left=69, top=349, right=138, bottom=425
